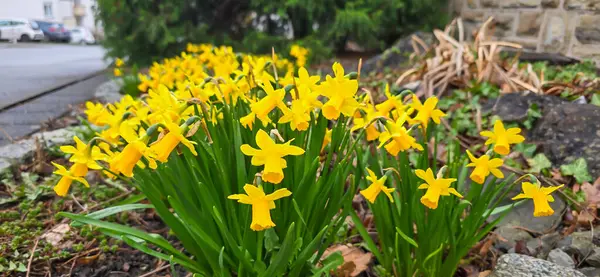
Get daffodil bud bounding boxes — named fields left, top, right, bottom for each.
left=345, top=72, right=358, bottom=79
left=120, top=111, right=134, bottom=121
left=146, top=123, right=163, bottom=136
left=436, top=166, right=448, bottom=179
left=284, top=84, right=295, bottom=94
left=185, top=116, right=200, bottom=126
left=233, top=74, right=246, bottom=83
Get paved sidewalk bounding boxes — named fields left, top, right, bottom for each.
left=0, top=74, right=108, bottom=146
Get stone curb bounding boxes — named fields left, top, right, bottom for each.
left=0, top=128, right=77, bottom=174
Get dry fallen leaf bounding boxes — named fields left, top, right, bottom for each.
left=581, top=181, right=600, bottom=205
left=41, top=223, right=70, bottom=247
left=576, top=205, right=597, bottom=226
left=321, top=244, right=373, bottom=277
left=479, top=270, right=492, bottom=277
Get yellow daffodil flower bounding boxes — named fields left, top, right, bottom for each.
left=360, top=168, right=395, bottom=203
left=465, top=150, right=504, bottom=184
left=240, top=112, right=256, bottom=130
left=138, top=74, right=151, bottom=92
left=250, top=81, right=286, bottom=126
left=409, top=95, right=445, bottom=129
left=240, top=129, right=305, bottom=184
left=151, top=121, right=198, bottom=162
left=416, top=168, right=462, bottom=209
left=378, top=113, right=423, bottom=156
left=375, top=84, right=407, bottom=117
left=295, top=67, right=320, bottom=93
left=85, top=102, right=110, bottom=126
left=109, top=123, right=156, bottom=177
left=290, top=45, right=308, bottom=67
left=320, top=63, right=359, bottom=120
left=115, top=58, right=124, bottom=67
left=512, top=182, right=563, bottom=217
left=294, top=83, right=322, bottom=110
left=279, top=100, right=311, bottom=131
left=228, top=184, right=291, bottom=231
left=113, top=68, right=122, bottom=77
left=352, top=105, right=380, bottom=141
left=480, top=120, right=525, bottom=155
left=52, top=162, right=90, bottom=197
left=59, top=136, right=106, bottom=177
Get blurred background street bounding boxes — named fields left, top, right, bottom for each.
left=0, top=43, right=107, bottom=146
left=0, top=43, right=106, bottom=110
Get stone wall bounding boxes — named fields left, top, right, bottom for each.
left=452, top=0, right=600, bottom=62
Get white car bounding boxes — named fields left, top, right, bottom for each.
left=69, top=27, right=95, bottom=45
left=0, top=18, right=44, bottom=41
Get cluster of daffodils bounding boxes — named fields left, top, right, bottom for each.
left=289, top=45, right=309, bottom=68
left=113, top=58, right=124, bottom=77
left=55, top=43, right=563, bottom=234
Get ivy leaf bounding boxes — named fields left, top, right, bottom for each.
left=592, top=94, right=600, bottom=107
left=16, top=263, right=26, bottom=272
left=514, top=143, right=537, bottom=158
left=527, top=153, right=552, bottom=173
left=560, top=158, right=593, bottom=183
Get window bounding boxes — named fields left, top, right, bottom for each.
left=44, top=3, right=53, bottom=18
left=29, top=21, right=39, bottom=29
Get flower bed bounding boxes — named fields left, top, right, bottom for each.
left=52, top=43, right=561, bottom=276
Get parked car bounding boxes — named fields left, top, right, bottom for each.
left=34, top=21, right=70, bottom=42
left=69, top=27, right=95, bottom=45
left=0, top=18, right=44, bottom=41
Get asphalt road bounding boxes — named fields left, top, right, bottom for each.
left=0, top=43, right=107, bottom=110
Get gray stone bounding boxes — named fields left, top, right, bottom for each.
left=528, top=232, right=564, bottom=258
left=542, top=0, right=560, bottom=7
left=94, top=79, right=122, bottom=103
left=481, top=0, right=500, bottom=7
left=576, top=16, right=600, bottom=44
left=492, top=15, right=515, bottom=38
left=564, top=231, right=596, bottom=256
left=462, top=10, right=486, bottom=22
left=360, top=32, right=434, bottom=74
left=557, top=235, right=574, bottom=250
left=32, top=128, right=76, bottom=148
left=519, top=0, right=541, bottom=6
left=517, top=12, right=543, bottom=36
left=0, top=127, right=78, bottom=172
left=485, top=92, right=600, bottom=178
left=586, top=250, right=600, bottom=267
left=490, top=254, right=586, bottom=277
left=548, top=248, right=575, bottom=268
left=572, top=45, right=600, bottom=63
left=565, top=0, right=600, bottom=10
left=0, top=139, right=36, bottom=160
left=491, top=192, right=565, bottom=233
left=501, top=0, right=520, bottom=7
left=495, top=225, right=534, bottom=251
left=0, top=158, right=10, bottom=174
left=401, top=81, right=421, bottom=92
left=542, top=15, right=567, bottom=53
left=579, top=267, right=600, bottom=277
